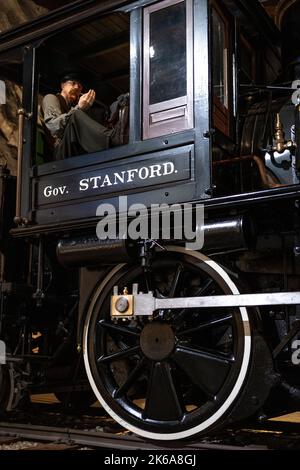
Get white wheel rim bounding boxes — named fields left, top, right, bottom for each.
left=83, top=247, right=251, bottom=440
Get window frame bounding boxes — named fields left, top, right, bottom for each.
left=143, top=0, right=194, bottom=139
left=211, top=0, right=232, bottom=137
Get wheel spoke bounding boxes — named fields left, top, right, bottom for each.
left=174, top=279, right=216, bottom=330
left=177, top=314, right=232, bottom=337
left=169, top=263, right=183, bottom=297
left=143, top=362, right=183, bottom=421
left=173, top=345, right=234, bottom=397
left=193, top=278, right=215, bottom=297
left=144, top=270, right=153, bottom=292
left=113, top=357, right=147, bottom=398
left=97, top=345, right=141, bottom=364
left=98, top=320, right=140, bottom=337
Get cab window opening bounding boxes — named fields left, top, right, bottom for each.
left=36, top=10, right=130, bottom=164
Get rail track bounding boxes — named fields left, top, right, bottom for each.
left=0, top=397, right=299, bottom=451
left=0, top=421, right=267, bottom=451
left=0, top=414, right=300, bottom=451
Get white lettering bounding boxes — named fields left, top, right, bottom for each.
left=149, top=164, right=162, bottom=178
left=43, top=185, right=67, bottom=197
left=101, top=174, right=113, bottom=187
left=162, top=161, right=175, bottom=175
left=44, top=186, right=52, bottom=197
left=59, top=186, right=67, bottom=195
left=113, top=171, right=125, bottom=185
left=77, top=161, right=177, bottom=193
left=138, top=166, right=149, bottom=180
left=127, top=168, right=138, bottom=182
left=90, top=176, right=102, bottom=189
left=79, top=179, right=89, bottom=191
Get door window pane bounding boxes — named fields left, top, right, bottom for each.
left=150, top=2, right=186, bottom=104
left=212, top=9, right=228, bottom=108
left=143, top=0, right=193, bottom=139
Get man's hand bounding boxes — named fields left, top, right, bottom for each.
left=78, top=89, right=96, bottom=110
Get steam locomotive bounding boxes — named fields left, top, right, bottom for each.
left=1, top=0, right=300, bottom=441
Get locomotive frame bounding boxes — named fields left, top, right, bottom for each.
left=1, top=0, right=300, bottom=441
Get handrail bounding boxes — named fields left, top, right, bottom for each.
left=14, top=108, right=32, bottom=226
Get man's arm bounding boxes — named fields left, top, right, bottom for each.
left=42, top=94, right=79, bottom=139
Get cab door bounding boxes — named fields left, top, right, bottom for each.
left=143, top=0, right=211, bottom=200
left=143, top=0, right=194, bottom=139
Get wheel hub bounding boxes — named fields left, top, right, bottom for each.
left=140, top=322, right=175, bottom=360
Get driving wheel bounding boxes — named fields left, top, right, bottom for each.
left=83, top=247, right=252, bottom=440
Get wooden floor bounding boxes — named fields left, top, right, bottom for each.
left=270, top=412, right=300, bottom=423
left=30, top=394, right=300, bottom=422
left=31, top=394, right=60, bottom=404
left=30, top=393, right=100, bottom=407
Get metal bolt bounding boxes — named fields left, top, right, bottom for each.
left=258, top=413, right=267, bottom=422
left=294, top=246, right=300, bottom=256
left=251, top=396, right=259, bottom=406
left=115, top=297, right=129, bottom=313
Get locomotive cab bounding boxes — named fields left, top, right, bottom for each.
left=1, top=0, right=300, bottom=442
left=0, top=0, right=287, bottom=229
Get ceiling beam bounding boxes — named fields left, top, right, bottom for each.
left=71, top=31, right=129, bottom=59
left=101, top=67, right=129, bottom=81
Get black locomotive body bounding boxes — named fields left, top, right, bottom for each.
left=1, top=0, right=300, bottom=441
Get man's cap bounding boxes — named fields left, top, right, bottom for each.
left=60, top=71, right=84, bottom=88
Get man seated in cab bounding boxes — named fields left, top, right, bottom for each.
left=41, top=72, right=123, bottom=160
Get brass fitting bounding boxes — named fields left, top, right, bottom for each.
left=111, top=286, right=133, bottom=318
left=273, top=113, right=295, bottom=153
left=274, top=113, right=285, bottom=153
